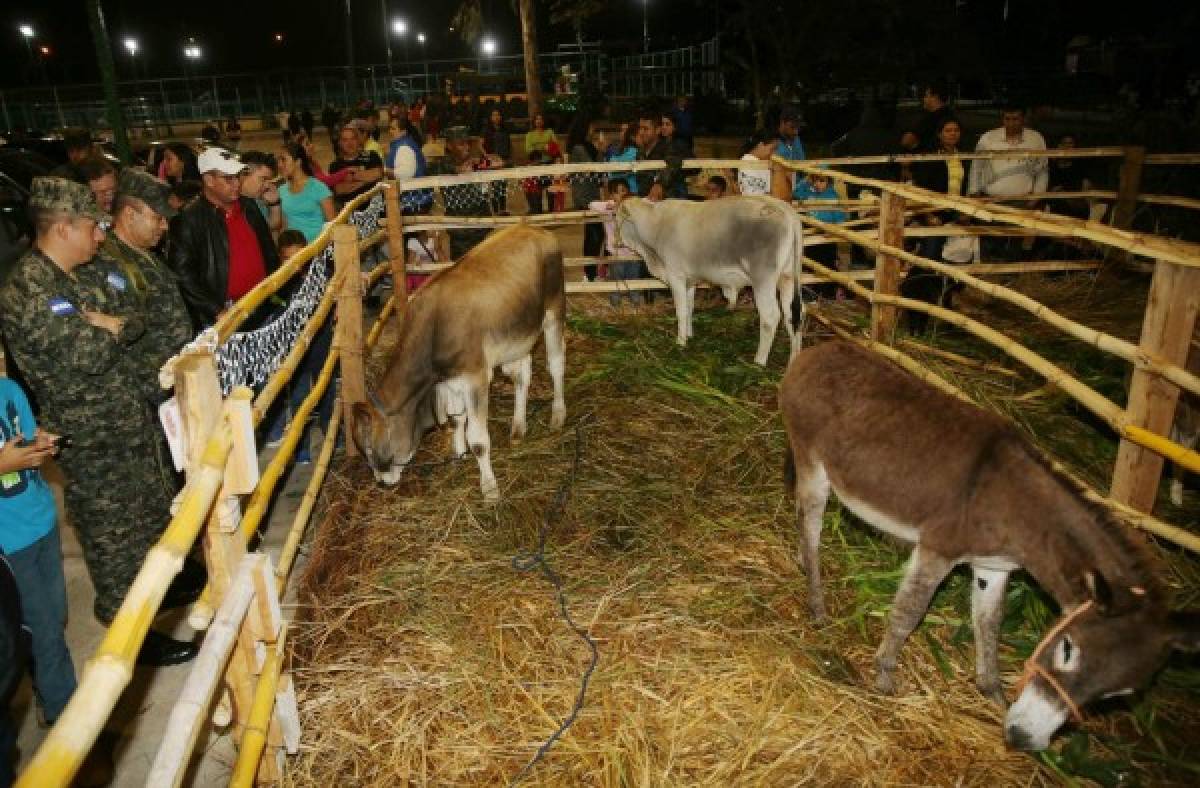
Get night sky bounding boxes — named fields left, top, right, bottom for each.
left=2, top=0, right=696, bottom=87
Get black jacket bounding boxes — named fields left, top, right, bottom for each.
left=167, top=195, right=280, bottom=330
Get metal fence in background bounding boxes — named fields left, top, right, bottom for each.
left=0, top=40, right=720, bottom=134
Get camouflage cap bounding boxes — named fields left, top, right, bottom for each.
left=28, top=176, right=109, bottom=223
left=117, top=169, right=177, bottom=220
left=443, top=125, right=471, bottom=142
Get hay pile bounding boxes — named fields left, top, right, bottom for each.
left=289, top=288, right=1198, bottom=786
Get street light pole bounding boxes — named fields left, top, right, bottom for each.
left=381, top=0, right=393, bottom=85
left=643, top=0, right=649, bottom=54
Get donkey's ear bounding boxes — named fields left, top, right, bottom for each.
left=1166, top=611, right=1200, bottom=653
left=1084, top=570, right=1115, bottom=615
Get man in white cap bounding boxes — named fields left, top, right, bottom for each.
left=167, top=147, right=280, bottom=329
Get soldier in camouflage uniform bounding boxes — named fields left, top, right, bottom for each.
left=0, top=178, right=196, bottom=666
left=429, top=126, right=492, bottom=260
left=78, top=170, right=193, bottom=395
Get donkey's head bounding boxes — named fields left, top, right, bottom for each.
left=1005, top=570, right=1200, bottom=751
left=351, top=386, right=438, bottom=485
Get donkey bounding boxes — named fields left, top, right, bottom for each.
left=780, top=340, right=1200, bottom=750
left=614, top=195, right=805, bottom=365
left=352, top=225, right=566, bottom=501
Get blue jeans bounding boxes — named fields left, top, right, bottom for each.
left=607, top=261, right=644, bottom=306
left=6, top=529, right=76, bottom=724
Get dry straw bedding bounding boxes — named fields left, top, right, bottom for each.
left=290, top=285, right=1197, bottom=787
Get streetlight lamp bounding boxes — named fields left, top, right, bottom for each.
left=18, top=24, right=34, bottom=62
left=123, top=37, right=139, bottom=79
left=183, top=41, right=202, bottom=118
left=480, top=36, right=496, bottom=75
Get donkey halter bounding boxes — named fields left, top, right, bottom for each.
left=1014, top=599, right=1094, bottom=723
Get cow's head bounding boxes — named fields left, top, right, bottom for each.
left=351, top=386, right=438, bottom=485
left=614, top=197, right=652, bottom=252
left=1005, top=571, right=1200, bottom=751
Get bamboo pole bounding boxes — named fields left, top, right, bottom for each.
left=275, top=404, right=341, bottom=592
left=15, top=426, right=233, bottom=788
left=1143, top=152, right=1200, bottom=165
left=357, top=228, right=387, bottom=253
left=683, top=148, right=1128, bottom=170
left=384, top=182, right=409, bottom=302
left=146, top=555, right=259, bottom=788
left=798, top=214, right=1200, bottom=400
left=334, top=223, right=366, bottom=458
left=365, top=292, right=400, bottom=350
left=395, top=159, right=668, bottom=191
left=228, top=626, right=289, bottom=788
left=776, top=157, right=1200, bottom=269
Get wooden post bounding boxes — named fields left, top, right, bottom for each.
left=334, top=223, right=366, bottom=457
left=384, top=183, right=409, bottom=300
left=870, top=191, right=906, bottom=342
left=1110, top=259, right=1200, bottom=512
left=770, top=160, right=792, bottom=202
left=172, top=354, right=259, bottom=749
left=1112, top=145, right=1146, bottom=234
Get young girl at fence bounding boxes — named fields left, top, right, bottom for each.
left=795, top=170, right=849, bottom=300
left=405, top=230, right=439, bottom=293
left=589, top=179, right=642, bottom=307
left=738, top=130, right=775, bottom=196
left=0, top=377, right=76, bottom=765
left=545, top=140, right=569, bottom=212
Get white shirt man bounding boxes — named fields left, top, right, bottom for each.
left=967, top=108, right=1048, bottom=198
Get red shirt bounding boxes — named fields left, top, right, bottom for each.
left=224, top=200, right=267, bottom=302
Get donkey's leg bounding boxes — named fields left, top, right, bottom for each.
left=502, top=355, right=533, bottom=442
left=686, top=285, right=697, bottom=337
left=793, top=461, right=831, bottom=623
left=464, top=375, right=498, bottom=501
left=543, top=308, right=567, bottom=429
left=750, top=281, right=782, bottom=366
left=778, top=273, right=795, bottom=343
left=875, top=547, right=956, bottom=694
left=971, top=566, right=1011, bottom=705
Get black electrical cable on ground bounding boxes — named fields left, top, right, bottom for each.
left=508, top=413, right=599, bottom=786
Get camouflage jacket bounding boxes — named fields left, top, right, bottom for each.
left=429, top=157, right=491, bottom=218
left=0, top=248, right=153, bottom=447
left=82, top=235, right=193, bottom=396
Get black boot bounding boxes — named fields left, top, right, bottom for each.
left=137, top=630, right=198, bottom=667
left=161, top=560, right=207, bottom=610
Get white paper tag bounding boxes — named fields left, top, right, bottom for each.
left=158, top=397, right=188, bottom=472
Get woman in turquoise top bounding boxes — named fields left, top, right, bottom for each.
left=278, top=141, right=335, bottom=243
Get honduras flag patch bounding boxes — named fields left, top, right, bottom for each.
left=48, top=297, right=77, bottom=316
left=106, top=271, right=128, bottom=291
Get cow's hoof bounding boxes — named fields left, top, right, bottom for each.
left=481, top=485, right=500, bottom=503
left=874, top=671, right=897, bottom=696
left=510, top=426, right=526, bottom=443
left=1171, top=480, right=1184, bottom=506
left=550, top=406, right=566, bottom=430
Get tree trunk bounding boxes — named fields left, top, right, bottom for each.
left=519, top=0, right=542, bottom=122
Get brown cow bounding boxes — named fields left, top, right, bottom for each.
left=352, top=225, right=566, bottom=500
left=780, top=340, right=1199, bottom=750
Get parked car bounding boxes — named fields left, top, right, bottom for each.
left=0, top=148, right=54, bottom=270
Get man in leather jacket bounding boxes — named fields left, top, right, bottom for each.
left=167, top=148, right=279, bottom=330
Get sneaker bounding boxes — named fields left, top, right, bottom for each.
left=295, top=446, right=312, bottom=465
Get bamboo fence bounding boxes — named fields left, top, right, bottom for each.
left=17, top=148, right=1200, bottom=787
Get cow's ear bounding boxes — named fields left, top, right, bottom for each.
left=1166, top=610, right=1200, bottom=653
left=351, top=402, right=375, bottom=456
left=1084, top=569, right=1114, bottom=616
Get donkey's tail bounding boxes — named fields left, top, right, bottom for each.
left=783, top=438, right=797, bottom=497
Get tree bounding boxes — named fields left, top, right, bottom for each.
left=452, top=0, right=544, bottom=121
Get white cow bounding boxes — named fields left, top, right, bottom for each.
left=615, top=195, right=805, bottom=365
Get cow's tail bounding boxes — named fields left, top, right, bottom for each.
left=789, top=211, right=806, bottom=357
